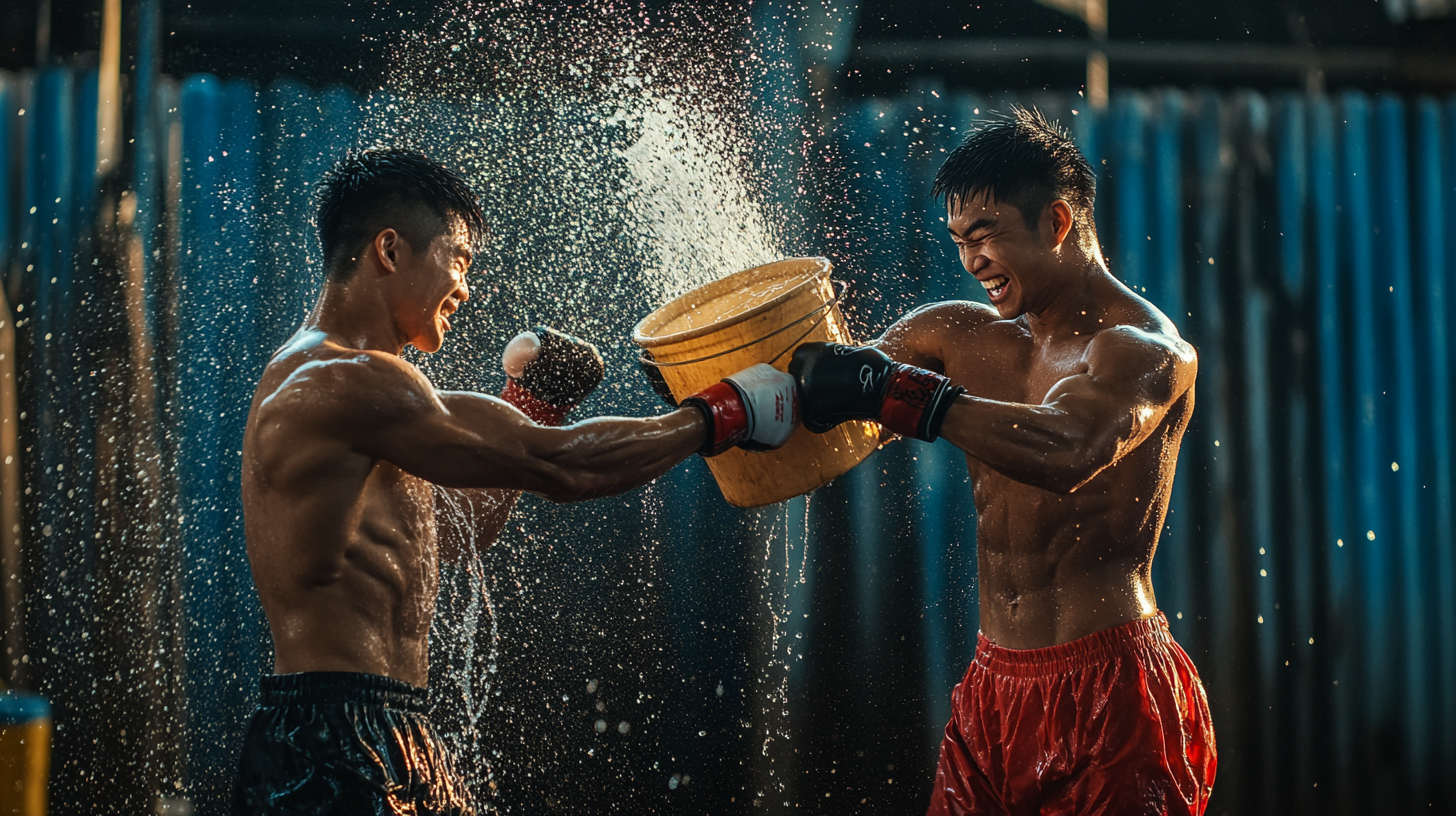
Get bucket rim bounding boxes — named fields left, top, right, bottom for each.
left=632, top=257, right=832, bottom=348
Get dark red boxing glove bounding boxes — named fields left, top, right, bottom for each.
left=788, top=341, right=963, bottom=442
left=501, top=327, right=605, bottom=426
left=680, top=364, right=800, bottom=457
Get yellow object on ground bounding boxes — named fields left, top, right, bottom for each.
left=0, top=691, right=50, bottom=816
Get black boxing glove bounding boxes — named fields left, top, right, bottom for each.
left=788, top=342, right=963, bottom=442
left=501, top=327, right=605, bottom=426
left=680, top=364, right=800, bottom=457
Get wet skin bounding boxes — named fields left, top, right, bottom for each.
left=876, top=196, right=1197, bottom=650
left=242, top=221, right=704, bottom=687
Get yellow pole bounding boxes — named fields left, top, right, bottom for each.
left=97, top=0, right=123, bottom=178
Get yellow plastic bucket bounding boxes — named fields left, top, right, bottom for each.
left=0, top=690, right=50, bottom=816
left=633, top=257, right=879, bottom=507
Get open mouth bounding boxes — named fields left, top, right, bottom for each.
left=980, top=274, right=1010, bottom=302
left=439, top=301, right=459, bottom=332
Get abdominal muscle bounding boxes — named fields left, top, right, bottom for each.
left=247, top=463, right=439, bottom=688
left=968, top=451, right=1167, bottom=650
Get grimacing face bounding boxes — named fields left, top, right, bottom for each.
left=946, top=195, right=1069, bottom=320
left=398, top=218, right=473, bottom=353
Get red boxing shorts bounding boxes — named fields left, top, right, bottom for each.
left=926, top=613, right=1216, bottom=816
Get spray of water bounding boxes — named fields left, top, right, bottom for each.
left=345, top=2, right=830, bottom=810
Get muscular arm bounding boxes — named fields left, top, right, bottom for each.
left=868, top=301, right=999, bottom=444
left=937, top=326, right=1196, bottom=494
left=296, top=352, right=705, bottom=503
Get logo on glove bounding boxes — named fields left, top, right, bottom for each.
left=859, top=364, right=884, bottom=394
left=886, top=368, right=939, bottom=410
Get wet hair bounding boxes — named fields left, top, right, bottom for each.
left=315, top=147, right=487, bottom=279
left=932, top=107, right=1096, bottom=233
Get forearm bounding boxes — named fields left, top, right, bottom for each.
left=532, top=408, right=704, bottom=502
left=937, top=394, right=1120, bottom=493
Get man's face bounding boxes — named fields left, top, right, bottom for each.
left=946, top=195, right=1053, bottom=319
left=396, top=219, right=473, bottom=353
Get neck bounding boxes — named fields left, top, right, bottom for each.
left=1023, top=249, right=1111, bottom=341
left=307, top=268, right=406, bottom=355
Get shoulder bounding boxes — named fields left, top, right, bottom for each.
left=257, top=341, right=440, bottom=431
left=877, top=300, right=1005, bottom=364
left=1083, top=323, right=1196, bottom=400
left=890, top=300, right=1000, bottom=335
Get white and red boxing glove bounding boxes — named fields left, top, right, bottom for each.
left=681, top=364, right=800, bottom=457
left=501, top=327, right=605, bottom=426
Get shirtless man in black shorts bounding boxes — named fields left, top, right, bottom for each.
left=232, top=148, right=798, bottom=815
left=791, top=109, right=1217, bottom=815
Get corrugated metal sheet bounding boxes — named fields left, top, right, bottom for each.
left=1, top=64, right=1453, bottom=814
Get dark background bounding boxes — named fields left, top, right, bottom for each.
left=3, top=2, right=1456, bottom=815
left=4, top=0, right=1455, bottom=93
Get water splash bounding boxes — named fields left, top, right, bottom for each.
left=357, top=2, right=819, bottom=811
left=619, top=96, right=784, bottom=300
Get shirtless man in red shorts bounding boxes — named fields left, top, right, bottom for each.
left=233, top=147, right=797, bottom=815
left=791, top=108, right=1216, bottom=815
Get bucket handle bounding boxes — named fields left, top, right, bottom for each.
left=637, top=279, right=849, bottom=405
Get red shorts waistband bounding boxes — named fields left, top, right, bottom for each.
left=975, top=612, right=1174, bottom=677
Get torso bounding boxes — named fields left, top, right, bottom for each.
left=242, top=330, right=439, bottom=686
left=931, top=294, right=1191, bottom=649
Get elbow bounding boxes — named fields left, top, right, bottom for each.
left=1038, top=443, right=1118, bottom=495
left=539, top=471, right=595, bottom=504
left=534, top=466, right=616, bottom=504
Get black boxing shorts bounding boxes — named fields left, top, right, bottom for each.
left=231, top=671, right=476, bottom=816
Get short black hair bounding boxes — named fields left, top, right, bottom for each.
left=315, top=147, right=487, bottom=278
left=932, top=107, right=1096, bottom=232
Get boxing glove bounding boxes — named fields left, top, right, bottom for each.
left=789, top=342, right=963, bottom=442
left=681, top=364, right=800, bottom=457
left=501, top=327, right=605, bottom=426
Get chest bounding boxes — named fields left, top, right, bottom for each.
left=944, top=332, right=1092, bottom=404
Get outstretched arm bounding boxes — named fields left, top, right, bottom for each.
left=359, top=364, right=706, bottom=502
left=789, top=301, right=996, bottom=445
left=871, top=301, right=998, bottom=443
left=937, top=326, right=1195, bottom=493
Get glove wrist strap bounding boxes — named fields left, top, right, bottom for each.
left=682, top=381, right=749, bottom=457
left=503, top=379, right=570, bottom=427
left=879, top=366, right=963, bottom=442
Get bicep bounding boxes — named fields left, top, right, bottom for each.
left=359, top=388, right=566, bottom=492
left=315, top=358, right=550, bottom=490
left=1041, top=330, right=1193, bottom=453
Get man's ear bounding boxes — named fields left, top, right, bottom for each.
left=374, top=228, right=401, bottom=275
left=1043, top=200, right=1075, bottom=251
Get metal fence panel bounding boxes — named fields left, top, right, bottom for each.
left=4, top=69, right=1456, bottom=814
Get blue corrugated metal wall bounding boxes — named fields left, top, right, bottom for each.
left=2, top=64, right=1455, bottom=814
left=823, top=86, right=1456, bottom=815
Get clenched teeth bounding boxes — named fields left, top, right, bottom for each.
left=980, top=275, right=1008, bottom=291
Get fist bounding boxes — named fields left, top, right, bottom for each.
left=501, top=326, right=605, bottom=425
left=789, top=341, right=963, bottom=442
left=681, top=364, right=800, bottom=457
left=789, top=342, right=896, bottom=433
